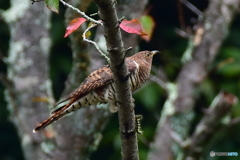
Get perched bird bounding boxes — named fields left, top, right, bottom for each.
left=33, top=50, right=159, bottom=132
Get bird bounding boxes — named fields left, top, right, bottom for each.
left=33, top=50, right=159, bottom=132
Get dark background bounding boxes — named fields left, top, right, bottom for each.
left=0, top=0, right=240, bottom=159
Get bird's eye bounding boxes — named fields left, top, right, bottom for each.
left=146, top=52, right=151, bottom=57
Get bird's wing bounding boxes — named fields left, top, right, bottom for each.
left=53, top=59, right=137, bottom=113
left=51, top=65, right=114, bottom=114
left=126, top=59, right=138, bottom=73
left=33, top=66, right=114, bottom=132
left=33, top=60, right=138, bottom=132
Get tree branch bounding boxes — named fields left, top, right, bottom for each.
left=180, top=0, right=203, bottom=17
left=148, top=0, right=240, bottom=159
left=184, top=91, right=238, bottom=159
left=57, top=0, right=147, bottom=159
left=82, top=23, right=110, bottom=63
left=93, top=0, right=139, bottom=159
left=60, top=0, right=102, bottom=25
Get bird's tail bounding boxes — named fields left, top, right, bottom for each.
left=33, top=110, right=66, bottom=133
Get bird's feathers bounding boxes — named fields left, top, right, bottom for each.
left=51, top=59, right=137, bottom=114
left=33, top=51, right=158, bottom=132
left=33, top=59, right=138, bottom=132
left=51, top=65, right=114, bottom=114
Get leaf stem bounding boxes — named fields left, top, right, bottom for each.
left=82, top=23, right=110, bottom=63
left=60, top=0, right=102, bottom=26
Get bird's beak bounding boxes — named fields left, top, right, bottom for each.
left=151, top=50, right=160, bottom=56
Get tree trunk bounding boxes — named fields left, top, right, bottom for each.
left=3, top=0, right=148, bottom=159
left=3, top=0, right=52, bottom=159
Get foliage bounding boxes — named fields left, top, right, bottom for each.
left=0, top=0, right=239, bottom=160
left=45, top=0, right=59, bottom=13
left=64, top=17, right=148, bottom=38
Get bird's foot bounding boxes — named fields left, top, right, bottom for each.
left=135, top=115, right=143, bottom=134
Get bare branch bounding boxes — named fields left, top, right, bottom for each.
left=227, top=117, right=240, bottom=127
left=148, top=0, right=240, bottom=159
left=60, top=0, right=102, bottom=25
left=149, top=75, right=167, bottom=90
left=93, top=0, right=139, bottom=159
left=83, top=22, right=110, bottom=63
left=151, top=66, right=169, bottom=83
left=180, top=0, right=203, bottom=17
left=175, top=28, right=191, bottom=39
left=184, top=91, right=238, bottom=159
left=150, top=65, right=169, bottom=90
left=177, top=0, right=186, bottom=30
left=88, top=0, right=148, bottom=72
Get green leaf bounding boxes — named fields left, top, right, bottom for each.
left=217, top=47, right=240, bottom=77
left=45, top=0, right=59, bottom=13
left=221, top=47, right=240, bottom=60
left=139, top=15, right=155, bottom=42
left=218, top=62, right=240, bottom=77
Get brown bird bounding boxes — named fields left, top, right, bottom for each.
left=33, top=50, right=159, bottom=132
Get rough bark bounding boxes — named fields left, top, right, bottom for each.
left=147, top=0, right=240, bottom=160
left=49, top=1, right=111, bottom=159
left=3, top=0, right=148, bottom=159
left=184, top=91, right=238, bottom=160
left=50, top=0, right=147, bottom=159
left=94, top=0, right=139, bottom=159
left=3, top=0, right=52, bottom=159
left=3, top=0, right=109, bottom=160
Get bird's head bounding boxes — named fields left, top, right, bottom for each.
left=145, top=50, right=160, bottom=58
left=131, top=50, right=159, bottom=64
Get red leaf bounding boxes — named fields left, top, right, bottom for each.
left=120, top=19, right=148, bottom=36
left=64, top=18, right=87, bottom=38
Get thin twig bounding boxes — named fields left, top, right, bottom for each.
left=125, top=47, right=133, bottom=53
left=138, top=135, right=151, bottom=148
left=82, top=23, right=110, bottom=63
left=227, top=117, right=240, bottom=127
left=164, top=124, right=186, bottom=148
left=180, top=0, right=203, bottom=17
left=175, top=28, right=191, bottom=39
left=151, top=66, right=169, bottom=83
left=177, top=0, right=185, bottom=30
left=216, top=117, right=240, bottom=136
left=149, top=75, right=166, bottom=90
left=90, top=12, right=98, bottom=17
left=60, top=0, right=102, bottom=26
